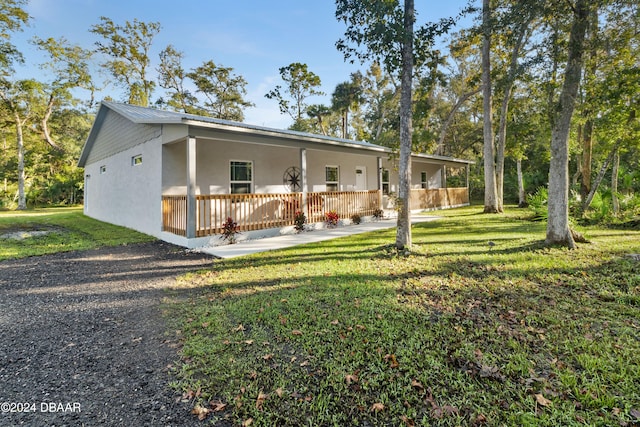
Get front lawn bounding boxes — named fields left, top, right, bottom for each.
left=0, top=207, right=154, bottom=260
left=167, top=206, right=640, bottom=426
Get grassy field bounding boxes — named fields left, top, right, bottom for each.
left=0, top=207, right=154, bottom=260
left=166, top=206, right=640, bottom=426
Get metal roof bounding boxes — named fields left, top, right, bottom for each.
left=79, top=101, right=474, bottom=167
left=103, top=101, right=385, bottom=150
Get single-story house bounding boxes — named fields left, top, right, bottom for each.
left=78, top=101, right=473, bottom=248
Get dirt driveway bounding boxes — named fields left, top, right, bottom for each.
left=0, top=241, right=214, bottom=426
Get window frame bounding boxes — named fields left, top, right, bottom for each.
left=229, top=160, right=253, bottom=194
left=325, top=165, right=339, bottom=192
left=381, top=168, right=390, bottom=195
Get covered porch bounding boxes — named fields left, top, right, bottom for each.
left=160, top=132, right=471, bottom=242
left=162, top=187, right=469, bottom=238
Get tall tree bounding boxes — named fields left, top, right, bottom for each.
left=493, top=0, right=538, bottom=212
left=306, top=104, right=332, bottom=135
left=32, top=37, right=94, bottom=149
left=0, top=0, right=29, bottom=76
left=546, top=0, right=590, bottom=248
left=481, top=0, right=500, bottom=213
left=0, top=79, right=43, bottom=209
left=187, top=60, right=254, bottom=121
left=359, top=62, right=400, bottom=145
left=265, top=62, right=324, bottom=129
left=331, top=73, right=363, bottom=139
left=90, top=17, right=160, bottom=106
left=157, top=45, right=199, bottom=114
left=336, top=0, right=461, bottom=249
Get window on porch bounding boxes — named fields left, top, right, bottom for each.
left=420, top=171, right=428, bottom=189
left=325, top=166, right=339, bottom=192
left=382, top=168, right=390, bottom=194
left=230, top=161, right=253, bottom=194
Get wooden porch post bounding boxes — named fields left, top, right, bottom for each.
left=442, top=165, right=447, bottom=188
left=300, top=148, right=308, bottom=214
left=465, top=163, right=471, bottom=203
left=186, top=136, right=197, bottom=239
left=377, top=157, right=383, bottom=210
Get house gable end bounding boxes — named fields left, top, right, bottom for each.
left=81, top=107, right=162, bottom=166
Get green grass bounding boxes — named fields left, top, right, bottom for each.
left=0, top=206, right=154, bottom=260
left=167, top=206, right=640, bottom=426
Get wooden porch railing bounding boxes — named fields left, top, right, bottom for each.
left=162, top=188, right=468, bottom=238
left=409, top=187, right=469, bottom=210
left=195, top=193, right=302, bottom=237
left=305, top=190, right=380, bottom=223
left=162, top=195, right=187, bottom=236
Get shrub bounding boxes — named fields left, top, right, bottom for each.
left=372, top=208, right=384, bottom=220
left=325, top=211, right=339, bottom=228
left=294, top=210, right=306, bottom=233
left=527, top=187, right=548, bottom=221
left=350, top=214, right=361, bottom=225
left=221, top=217, right=240, bottom=244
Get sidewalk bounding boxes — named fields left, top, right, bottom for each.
left=197, top=215, right=439, bottom=258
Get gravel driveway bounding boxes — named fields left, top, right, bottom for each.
left=0, top=241, right=214, bottom=426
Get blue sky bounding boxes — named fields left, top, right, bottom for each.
left=14, top=0, right=474, bottom=129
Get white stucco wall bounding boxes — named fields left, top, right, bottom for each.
left=84, top=136, right=163, bottom=238
left=161, top=138, right=385, bottom=195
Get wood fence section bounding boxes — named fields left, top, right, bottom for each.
left=410, top=187, right=468, bottom=210
left=195, top=193, right=302, bottom=237
left=306, top=190, right=380, bottom=223
left=162, top=188, right=467, bottom=238
left=162, top=195, right=187, bottom=236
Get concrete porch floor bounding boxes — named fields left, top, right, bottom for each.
left=196, top=214, right=439, bottom=259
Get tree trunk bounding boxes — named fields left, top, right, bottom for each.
left=436, top=88, right=480, bottom=155
left=395, top=0, right=414, bottom=250
left=580, top=119, right=593, bottom=199
left=583, top=141, right=619, bottom=211
left=546, top=0, right=589, bottom=249
left=580, top=9, right=598, bottom=201
left=572, top=153, right=582, bottom=186
left=517, top=158, right=527, bottom=207
left=495, top=89, right=509, bottom=212
left=482, top=0, right=499, bottom=213
left=612, top=147, right=619, bottom=214
left=15, top=111, right=27, bottom=210
left=496, top=22, right=528, bottom=212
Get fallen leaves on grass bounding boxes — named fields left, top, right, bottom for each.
left=256, top=391, right=268, bottom=410
left=534, top=393, right=552, bottom=407
left=209, top=400, right=227, bottom=412
left=399, top=415, right=415, bottom=426
left=291, top=329, right=303, bottom=336
left=371, top=402, right=385, bottom=412
left=191, top=404, right=210, bottom=420
left=384, top=353, right=399, bottom=368
left=345, top=373, right=359, bottom=385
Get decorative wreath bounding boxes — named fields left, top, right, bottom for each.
left=283, top=166, right=302, bottom=192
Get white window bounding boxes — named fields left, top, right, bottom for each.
left=100, top=165, right=107, bottom=174
left=421, top=171, right=428, bottom=189
left=325, top=166, right=339, bottom=192
left=381, top=169, right=390, bottom=194
left=230, top=161, right=253, bottom=194
left=132, top=155, right=142, bottom=166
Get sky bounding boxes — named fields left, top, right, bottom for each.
left=13, top=0, right=475, bottom=129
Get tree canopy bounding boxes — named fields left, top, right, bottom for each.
left=0, top=1, right=637, bottom=240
